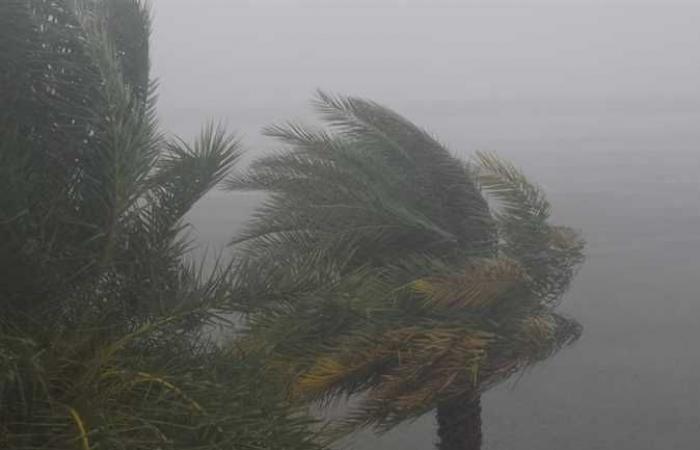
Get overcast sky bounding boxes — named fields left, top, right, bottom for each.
left=150, top=0, right=700, bottom=141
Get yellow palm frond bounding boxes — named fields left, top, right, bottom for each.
left=412, top=258, right=526, bottom=309
left=67, top=406, right=90, bottom=450
left=330, top=329, right=492, bottom=429
left=522, top=315, right=556, bottom=342
left=295, top=327, right=446, bottom=399
left=294, top=357, right=349, bottom=397
left=133, top=371, right=206, bottom=415
left=549, top=225, right=584, bottom=250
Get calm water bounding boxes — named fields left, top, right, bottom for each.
left=187, top=100, right=700, bottom=449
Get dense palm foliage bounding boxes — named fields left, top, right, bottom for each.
left=229, top=92, right=585, bottom=448
left=0, top=1, right=323, bottom=449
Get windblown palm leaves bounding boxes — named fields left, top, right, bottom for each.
left=229, top=93, right=494, bottom=279
left=229, top=92, right=585, bottom=432
left=1, top=2, right=324, bottom=449
left=0, top=311, right=322, bottom=450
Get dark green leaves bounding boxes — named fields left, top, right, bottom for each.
left=1, top=2, right=324, bottom=449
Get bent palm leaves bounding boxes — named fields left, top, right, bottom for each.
left=229, top=92, right=585, bottom=444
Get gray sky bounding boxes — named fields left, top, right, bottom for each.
left=151, top=0, right=700, bottom=139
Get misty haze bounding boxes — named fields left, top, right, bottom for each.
left=2, top=1, right=699, bottom=449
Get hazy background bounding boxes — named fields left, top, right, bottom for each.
left=150, top=1, right=700, bottom=448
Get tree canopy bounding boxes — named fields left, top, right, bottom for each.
left=0, top=2, right=324, bottom=449
left=229, top=92, right=585, bottom=433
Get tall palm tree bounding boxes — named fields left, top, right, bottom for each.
left=0, top=2, right=324, bottom=449
left=229, top=92, right=585, bottom=449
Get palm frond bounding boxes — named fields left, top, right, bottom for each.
left=314, top=91, right=495, bottom=248
left=149, top=123, right=241, bottom=230
left=476, top=151, right=551, bottom=221
left=476, top=151, right=585, bottom=304
left=412, top=258, right=527, bottom=310
left=230, top=93, right=586, bottom=436
left=2, top=3, right=325, bottom=449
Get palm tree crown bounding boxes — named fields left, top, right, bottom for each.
left=229, top=92, right=585, bottom=435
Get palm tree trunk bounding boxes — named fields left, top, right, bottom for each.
left=436, top=394, right=482, bottom=450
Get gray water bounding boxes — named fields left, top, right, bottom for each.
left=187, top=101, right=700, bottom=449
left=154, top=1, right=700, bottom=447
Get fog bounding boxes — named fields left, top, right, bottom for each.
left=151, top=1, right=700, bottom=448
left=152, top=0, right=700, bottom=137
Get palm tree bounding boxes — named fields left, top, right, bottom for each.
left=1, top=2, right=324, bottom=449
left=228, top=92, right=585, bottom=450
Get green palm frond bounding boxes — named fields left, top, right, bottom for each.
left=147, top=123, right=241, bottom=234
left=313, top=91, right=495, bottom=247
left=228, top=95, right=497, bottom=314
left=74, top=0, right=160, bottom=229
left=476, top=151, right=551, bottom=221
left=476, top=151, right=585, bottom=304
left=1, top=2, right=325, bottom=449
left=0, top=316, right=323, bottom=450
left=230, top=93, right=585, bottom=435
